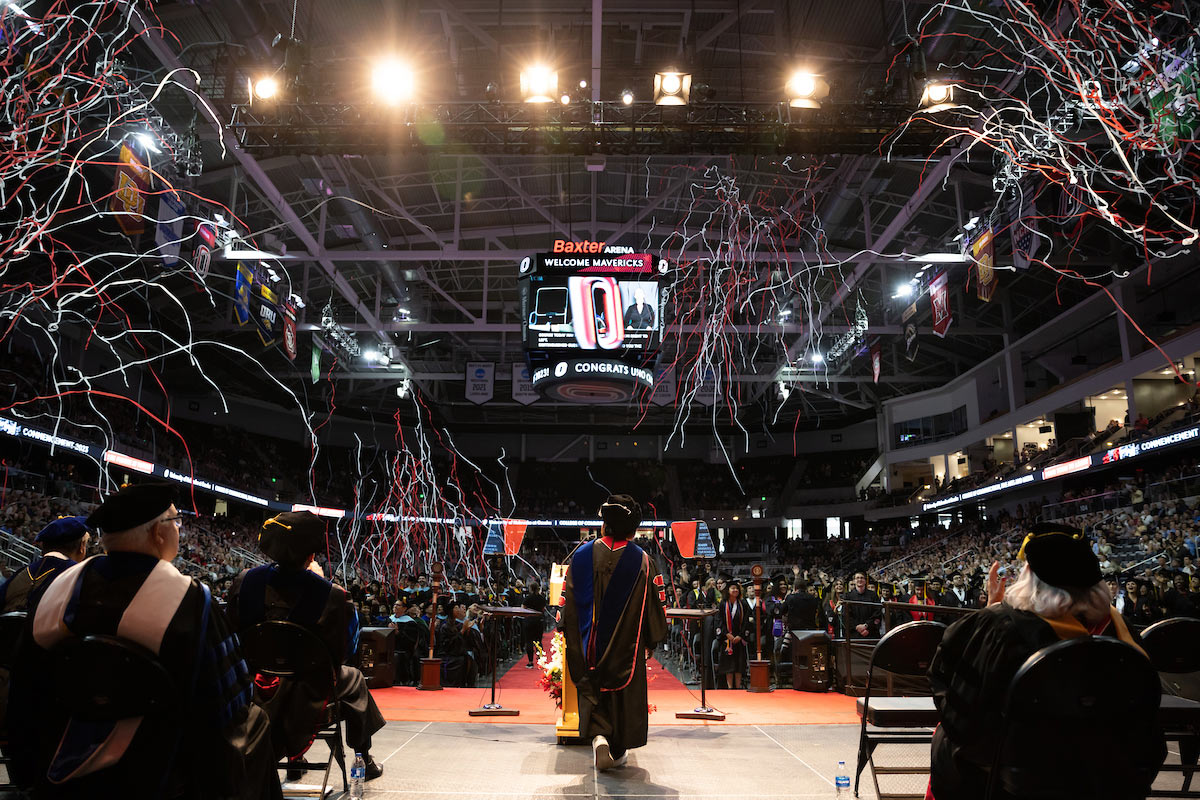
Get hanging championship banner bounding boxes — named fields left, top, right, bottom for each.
left=511, top=362, right=539, bottom=405
left=972, top=227, right=997, bottom=302
left=904, top=321, right=919, bottom=362
left=233, top=262, right=253, bottom=325
left=250, top=278, right=281, bottom=346
left=311, top=344, right=322, bottom=384
left=282, top=303, right=298, bottom=361
left=931, top=271, right=952, bottom=338
left=465, top=361, right=494, bottom=404
left=111, top=144, right=149, bottom=236
left=651, top=364, right=676, bottom=406
left=191, top=221, right=216, bottom=281
left=154, top=191, right=186, bottom=268
left=870, top=339, right=882, bottom=383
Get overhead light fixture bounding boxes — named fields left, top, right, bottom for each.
left=252, top=75, right=280, bottom=102
left=134, top=132, right=160, bottom=154
left=909, top=252, right=968, bottom=263
left=786, top=70, right=829, bottom=109
left=920, top=80, right=955, bottom=111
left=520, top=65, right=557, bottom=103
left=895, top=283, right=914, bottom=298
left=653, top=70, right=692, bottom=106
left=810, top=352, right=825, bottom=365
left=371, top=58, right=416, bottom=105
left=559, top=92, right=571, bottom=105
left=578, top=79, right=588, bottom=90
left=620, top=88, right=635, bottom=105
left=963, top=215, right=980, bottom=231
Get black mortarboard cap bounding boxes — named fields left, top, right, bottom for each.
left=600, top=494, right=642, bottom=538
left=1017, top=522, right=1102, bottom=590
left=86, top=482, right=176, bottom=534
left=34, top=516, right=92, bottom=546
left=259, top=511, right=326, bottom=567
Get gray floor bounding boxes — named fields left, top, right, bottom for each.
left=289, top=720, right=1199, bottom=800
left=295, top=722, right=894, bottom=799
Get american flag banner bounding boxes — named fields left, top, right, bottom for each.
left=1011, top=192, right=1040, bottom=271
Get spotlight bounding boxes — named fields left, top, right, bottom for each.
left=920, top=81, right=954, bottom=110
left=252, top=75, right=280, bottom=101
left=578, top=79, right=588, bottom=90
left=620, top=88, right=634, bottom=106
left=786, top=70, right=829, bottom=109
left=560, top=92, right=571, bottom=105
left=485, top=81, right=500, bottom=102
left=520, top=65, right=558, bottom=103
left=810, top=352, right=825, bottom=365
left=895, top=283, right=914, bottom=298
left=653, top=70, right=692, bottom=106
left=371, top=58, right=416, bottom=105
left=134, top=132, right=160, bottom=154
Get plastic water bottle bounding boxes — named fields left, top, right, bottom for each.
left=834, top=760, right=850, bottom=797
left=350, top=753, right=365, bottom=799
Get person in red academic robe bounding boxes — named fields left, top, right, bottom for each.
left=562, top=495, right=668, bottom=771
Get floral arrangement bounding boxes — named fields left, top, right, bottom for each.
left=535, top=631, right=565, bottom=708
left=536, top=631, right=655, bottom=714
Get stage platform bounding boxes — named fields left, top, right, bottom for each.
left=311, top=720, right=889, bottom=799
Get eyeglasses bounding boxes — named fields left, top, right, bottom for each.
left=162, top=515, right=185, bottom=526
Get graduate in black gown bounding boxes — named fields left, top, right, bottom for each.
left=226, top=511, right=385, bottom=782
left=8, top=482, right=279, bottom=800
left=713, top=581, right=753, bottom=688
left=928, top=523, right=1165, bottom=800
left=562, top=495, right=668, bottom=771
left=0, top=516, right=91, bottom=612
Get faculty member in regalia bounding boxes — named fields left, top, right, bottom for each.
left=8, top=482, right=279, bottom=800
left=562, top=494, right=668, bottom=771
left=226, top=511, right=386, bottom=783
left=0, top=516, right=91, bottom=613
left=928, top=522, right=1165, bottom=800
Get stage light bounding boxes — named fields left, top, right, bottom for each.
left=786, top=70, right=829, bottom=109
left=621, top=89, right=634, bottom=105
left=371, top=59, right=416, bottom=105
left=134, top=132, right=160, bottom=154
left=579, top=79, right=588, bottom=90
left=895, top=283, right=914, bottom=298
left=253, top=75, right=280, bottom=101
left=560, top=92, right=571, bottom=105
left=653, top=70, right=691, bottom=106
left=920, top=81, right=955, bottom=111
left=520, top=65, right=558, bottom=103
left=810, top=352, right=824, bottom=365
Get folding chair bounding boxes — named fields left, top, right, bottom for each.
left=985, top=636, right=1161, bottom=800
left=1143, top=617, right=1200, bottom=798
left=854, top=620, right=945, bottom=800
left=241, top=620, right=348, bottom=797
left=50, top=634, right=180, bottom=796
left=0, top=612, right=26, bottom=787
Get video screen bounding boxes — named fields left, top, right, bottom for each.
left=522, top=270, right=661, bottom=352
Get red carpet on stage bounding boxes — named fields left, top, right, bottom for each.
left=370, top=634, right=858, bottom=726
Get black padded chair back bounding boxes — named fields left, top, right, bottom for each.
left=987, top=636, right=1162, bottom=800
left=52, top=635, right=177, bottom=722
left=1141, top=616, right=1200, bottom=673
left=241, top=620, right=336, bottom=696
left=0, top=612, right=27, bottom=669
left=867, top=620, right=946, bottom=677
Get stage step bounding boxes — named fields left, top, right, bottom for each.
left=872, top=766, right=931, bottom=775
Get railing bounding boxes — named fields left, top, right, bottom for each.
left=231, top=545, right=268, bottom=568
left=1043, top=472, right=1200, bottom=520
left=0, top=528, right=38, bottom=571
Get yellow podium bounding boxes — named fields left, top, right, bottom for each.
left=549, top=563, right=580, bottom=743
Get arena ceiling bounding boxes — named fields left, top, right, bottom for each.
left=126, top=0, right=1163, bottom=434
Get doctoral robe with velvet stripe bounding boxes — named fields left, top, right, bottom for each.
left=928, top=603, right=1164, bottom=800
left=7, top=552, right=278, bottom=800
left=562, top=538, right=668, bottom=755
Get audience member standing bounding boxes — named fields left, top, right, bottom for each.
left=713, top=581, right=753, bottom=688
